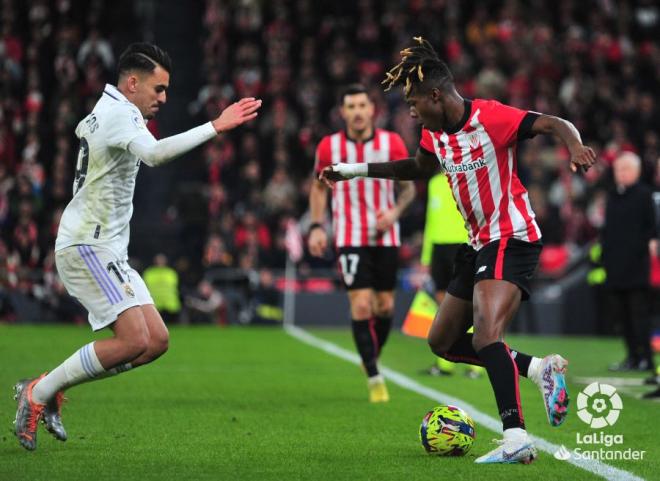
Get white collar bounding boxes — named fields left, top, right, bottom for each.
left=103, top=83, right=129, bottom=103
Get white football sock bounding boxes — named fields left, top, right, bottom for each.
left=32, top=342, right=132, bottom=404
left=503, top=427, right=528, bottom=440
left=527, top=357, right=542, bottom=380
left=367, top=374, right=385, bottom=385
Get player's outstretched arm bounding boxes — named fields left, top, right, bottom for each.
left=319, top=148, right=437, bottom=187
left=129, top=97, right=262, bottom=167
left=530, top=114, right=596, bottom=173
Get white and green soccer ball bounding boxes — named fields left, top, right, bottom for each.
left=419, top=405, right=476, bottom=456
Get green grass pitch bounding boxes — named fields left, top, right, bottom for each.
left=0, top=324, right=656, bottom=481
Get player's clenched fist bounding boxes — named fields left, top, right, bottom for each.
left=318, top=163, right=365, bottom=188
left=569, top=144, right=597, bottom=173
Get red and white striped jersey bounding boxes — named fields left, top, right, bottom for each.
left=420, top=99, right=541, bottom=250
left=315, top=129, right=409, bottom=248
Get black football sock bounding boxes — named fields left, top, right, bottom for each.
left=445, top=333, right=534, bottom=377
left=374, top=315, right=392, bottom=352
left=509, top=350, right=533, bottom=378
left=351, top=319, right=379, bottom=377
left=444, top=334, right=483, bottom=366
left=478, top=342, right=525, bottom=431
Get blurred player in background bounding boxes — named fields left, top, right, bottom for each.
left=321, top=37, right=597, bottom=464
left=13, top=42, right=261, bottom=451
left=308, top=84, right=415, bottom=403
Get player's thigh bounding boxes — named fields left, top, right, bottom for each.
left=123, top=264, right=169, bottom=345
left=55, top=245, right=141, bottom=331
left=111, top=305, right=150, bottom=343
left=472, top=279, right=521, bottom=344
left=140, top=304, right=170, bottom=346
left=428, top=293, right=473, bottom=352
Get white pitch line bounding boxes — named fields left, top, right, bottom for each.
left=285, top=325, right=645, bottom=481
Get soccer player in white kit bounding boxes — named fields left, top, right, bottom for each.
left=13, top=43, right=262, bottom=451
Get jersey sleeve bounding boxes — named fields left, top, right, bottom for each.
left=481, top=100, right=531, bottom=147
left=105, top=103, right=150, bottom=150
left=419, top=128, right=435, bottom=155
left=388, top=133, right=409, bottom=161
left=314, top=136, right=332, bottom=174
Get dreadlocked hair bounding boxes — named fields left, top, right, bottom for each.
left=382, top=36, right=453, bottom=95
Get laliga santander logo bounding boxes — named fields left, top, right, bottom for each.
left=577, top=382, right=623, bottom=429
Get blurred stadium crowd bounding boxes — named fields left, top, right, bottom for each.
left=0, top=0, right=659, bottom=323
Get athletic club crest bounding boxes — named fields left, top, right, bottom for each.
left=468, top=132, right=481, bottom=150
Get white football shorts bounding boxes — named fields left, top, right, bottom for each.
left=55, top=244, right=154, bottom=331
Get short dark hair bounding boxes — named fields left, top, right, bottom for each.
left=382, top=37, right=453, bottom=96
left=339, top=83, right=370, bottom=104
left=117, top=42, right=172, bottom=78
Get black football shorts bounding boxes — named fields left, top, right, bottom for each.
left=447, top=238, right=542, bottom=301
left=336, top=246, right=399, bottom=291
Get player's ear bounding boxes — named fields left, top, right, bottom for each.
left=366, top=100, right=375, bottom=116
left=430, top=88, right=442, bottom=102
left=339, top=104, right=348, bottom=121
left=126, top=74, right=139, bottom=93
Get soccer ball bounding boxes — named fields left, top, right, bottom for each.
left=419, top=405, right=476, bottom=456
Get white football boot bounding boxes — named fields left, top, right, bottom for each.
left=529, top=354, right=570, bottom=427
left=475, top=428, right=537, bottom=464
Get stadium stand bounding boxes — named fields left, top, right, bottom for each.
left=1, top=0, right=658, bottom=326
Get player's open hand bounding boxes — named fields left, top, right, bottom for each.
left=307, top=226, right=328, bottom=257
left=213, top=97, right=262, bottom=133
left=569, top=144, right=597, bottom=173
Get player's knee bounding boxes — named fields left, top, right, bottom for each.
left=428, top=336, right=451, bottom=358
left=471, top=330, right=496, bottom=353
left=374, top=300, right=394, bottom=318
left=352, top=302, right=372, bottom=320
left=152, top=331, right=169, bottom=357
left=124, top=335, right=149, bottom=360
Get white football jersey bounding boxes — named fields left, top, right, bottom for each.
left=55, top=84, right=151, bottom=259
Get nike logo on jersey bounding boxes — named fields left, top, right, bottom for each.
left=477, top=265, right=487, bottom=274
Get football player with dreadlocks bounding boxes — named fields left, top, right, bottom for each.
left=321, top=37, right=596, bottom=464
